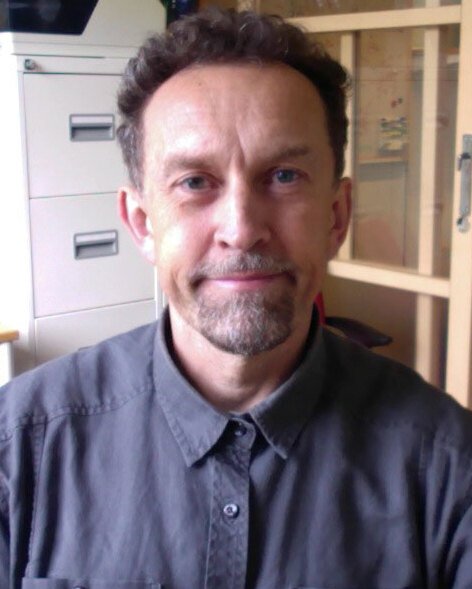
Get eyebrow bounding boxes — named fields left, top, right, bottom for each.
left=266, top=145, right=312, bottom=161
left=161, top=156, right=209, bottom=179
left=160, top=145, right=313, bottom=178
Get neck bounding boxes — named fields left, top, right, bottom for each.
left=167, top=306, right=312, bottom=413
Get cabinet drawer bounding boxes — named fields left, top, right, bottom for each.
left=34, top=300, right=157, bottom=365
left=30, top=194, right=154, bottom=317
left=24, top=73, right=127, bottom=197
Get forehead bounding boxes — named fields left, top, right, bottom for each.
left=142, top=62, right=330, bottom=162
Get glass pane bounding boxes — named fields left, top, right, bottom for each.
left=351, top=25, right=459, bottom=277
left=257, top=0, right=460, bottom=18
left=324, top=275, right=448, bottom=389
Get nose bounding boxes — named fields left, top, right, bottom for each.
left=213, top=181, right=271, bottom=251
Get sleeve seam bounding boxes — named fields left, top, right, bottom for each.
left=27, top=422, right=46, bottom=565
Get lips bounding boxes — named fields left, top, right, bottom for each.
left=213, top=272, right=282, bottom=281
left=189, top=253, right=296, bottom=288
left=202, top=271, right=291, bottom=293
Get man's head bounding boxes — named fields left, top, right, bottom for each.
left=117, top=9, right=352, bottom=358
left=117, top=8, right=350, bottom=191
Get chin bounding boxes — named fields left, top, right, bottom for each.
left=193, top=290, right=295, bottom=356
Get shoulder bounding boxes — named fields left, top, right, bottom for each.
left=321, top=328, right=472, bottom=454
left=0, top=322, right=158, bottom=439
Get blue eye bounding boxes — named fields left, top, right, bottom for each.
left=273, top=169, right=298, bottom=184
left=182, top=176, right=208, bottom=190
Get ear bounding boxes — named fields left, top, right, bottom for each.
left=327, top=177, right=352, bottom=260
left=118, top=186, right=156, bottom=264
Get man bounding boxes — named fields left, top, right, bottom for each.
left=1, top=8, right=472, bottom=589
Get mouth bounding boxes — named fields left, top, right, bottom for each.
left=189, top=254, right=297, bottom=292
left=203, top=272, right=290, bottom=292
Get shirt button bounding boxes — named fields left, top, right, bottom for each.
left=223, top=502, right=240, bottom=518
left=234, top=422, right=247, bottom=437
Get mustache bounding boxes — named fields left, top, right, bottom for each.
left=189, top=253, right=297, bottom=285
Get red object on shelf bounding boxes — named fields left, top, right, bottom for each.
left=314, top=292, right=326, bottom=324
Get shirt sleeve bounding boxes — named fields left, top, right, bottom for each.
left=444, top=495, right=472, bottom=587
left=0, top=446, right=10, bottom=588
left=0, top=422, right=46, bottom=588
left=422, top=431, right=472, bottom=588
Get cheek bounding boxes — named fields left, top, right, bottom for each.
left=152, top=214, right=210, bottom=281
left=283, top=206, right=331, bottom=257
left=153, top=227, right=187, bottom=287
left=281, top=209, right=332, bottom=298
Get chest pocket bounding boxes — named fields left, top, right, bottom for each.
left=22, top=579, right=163, bottom=589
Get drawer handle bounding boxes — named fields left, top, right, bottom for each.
left=457, top=134, right=472, bottom=233
left=69, top=114, right=115, bottom=141
left=74, top=230, right=118, bottom=260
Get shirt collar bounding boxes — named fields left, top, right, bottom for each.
left=153, top=310, right=229, bottom=467
left=248, top=313, right=325, bottom=458
left=153, top=308, right=326, bottom=466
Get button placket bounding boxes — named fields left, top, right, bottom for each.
left=204, top=432, right=254, bottom=589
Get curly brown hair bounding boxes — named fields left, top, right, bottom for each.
left=117, top=7, right=350, bottom=190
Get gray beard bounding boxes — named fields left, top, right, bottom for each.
left=187, top=252, right=297, bottom=356
left=195, top=289, right=294, bottom=356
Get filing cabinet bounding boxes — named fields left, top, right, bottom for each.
left=24, top=73, right=127, bottom=198
left=29, top=193, right=155, bottom=317
left=0, top=0, right=166, bottom=375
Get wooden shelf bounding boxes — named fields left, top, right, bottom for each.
left=0, top=324, right=19, bottom=344
left=358, top=156, right=406, bottom=164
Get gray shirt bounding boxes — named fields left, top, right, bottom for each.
left=2, top=310, right=472, bottom=589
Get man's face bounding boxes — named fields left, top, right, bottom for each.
left=125, top=62, right=350, bottom=355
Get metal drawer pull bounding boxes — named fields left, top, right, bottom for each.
left=457, top=134, right=472, bottom=233
left=69, top=114, right=115, bottom=141
left=74, top=230, right=118, bottom=259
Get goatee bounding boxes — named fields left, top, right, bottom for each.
left=189, top=253, right=296, bottom=356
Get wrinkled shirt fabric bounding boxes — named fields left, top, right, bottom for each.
left=1, top=310, right=472, bottom=589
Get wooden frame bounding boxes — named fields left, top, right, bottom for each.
left=289, top=6, right=460, bottom=33
left=288, top=2, right=470, bottom=404
left=447, top=0, right=472, bottom=405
